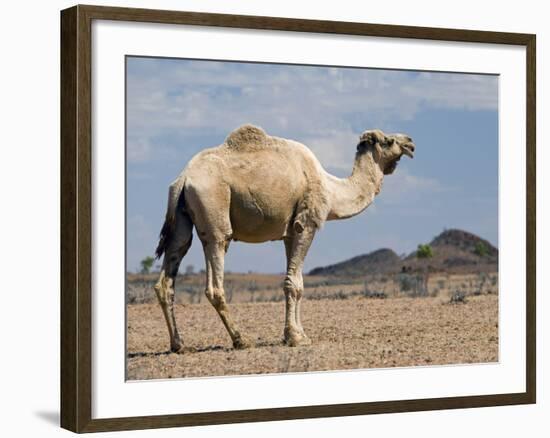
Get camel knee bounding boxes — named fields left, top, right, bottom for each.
left=283, top=275, right=303, bottom=300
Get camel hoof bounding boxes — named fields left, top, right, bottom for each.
left=284, top=334, right=312, bottom=347
left=233, top=337, right=252, bottom=350
left=170, top=343, right=185, bottom=354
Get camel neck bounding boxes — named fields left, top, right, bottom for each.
left=326, top=151, right=384, bottom=221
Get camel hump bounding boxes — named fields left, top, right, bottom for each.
left=224, top=124, right=269, bottom=151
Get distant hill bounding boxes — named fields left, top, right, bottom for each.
left=401, top=229, right=498, bottom=274
left=308, top=229, right=498, bottom=276
left=309, top=248, right=401, bottom=276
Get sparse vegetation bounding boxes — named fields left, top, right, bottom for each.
left=308, top=290, right=350, bottom=301
left=362, top=289, right=387, bottom=299
left=414, top=244, right=433, bottom=296
left=416, top=244, right=433, bottom=259
left=397, top=273, right=415, bottom=292
left=127, top=269, right=498, bottom=305
left=139, top=256, right=155, bottom=275
left=474, top=242, right=489, bottom=257
left=450, top=291, right=467, bottom=304
left=225, top=280, right=235, bottom=303
left=474, top=272, right=488, bottom=295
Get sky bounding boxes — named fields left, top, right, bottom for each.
left=126, top=56, right=498, bottom=274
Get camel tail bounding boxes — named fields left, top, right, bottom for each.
left=155, top=176, right=191, bottom=259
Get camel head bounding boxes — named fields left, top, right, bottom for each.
left=357, top=129, right=415, bottom=175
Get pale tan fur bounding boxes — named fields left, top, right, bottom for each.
left=154, top=124, right=415, bottom=352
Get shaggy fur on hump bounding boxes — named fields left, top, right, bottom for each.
left=224, top=124, right=269, bottom=150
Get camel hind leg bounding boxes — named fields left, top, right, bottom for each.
left=185, top=179, right=250, bottom=349
left=154, top=211, right=193, bottom=353
left=202, top=239, right=251, bottom=349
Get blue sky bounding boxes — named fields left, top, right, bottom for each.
left=126, top=57, right=498, bottom=274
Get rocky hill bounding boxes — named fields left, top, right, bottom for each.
left=308, top=229, right=498, bottom=276
left=309, top=248, right=401, bottom=276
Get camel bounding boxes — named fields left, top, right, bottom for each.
left=154, top=124, right=415, bottom=352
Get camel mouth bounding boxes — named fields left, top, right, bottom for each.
left=401, top=143, right=415, bottom=159
left=384, top=141, right=415, bottom=174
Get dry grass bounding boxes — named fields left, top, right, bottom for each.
left=127, top=272, right=498, bottom=304
left=127, top=294, right=498, bottom=380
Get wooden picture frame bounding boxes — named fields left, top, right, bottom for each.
left=61, top=4, right=536, bottom=433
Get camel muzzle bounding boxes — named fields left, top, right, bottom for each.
left=401, top=142, right=415, bottom=159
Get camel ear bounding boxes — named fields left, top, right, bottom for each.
left=358, top=131, right=384, bottom=151
left=358, top=131, right=384, bottom=160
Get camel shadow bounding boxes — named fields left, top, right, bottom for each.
left=127, top=350, right=173, bottom=358
left=255, top=339, right=285, bottom=348
left=127, top=345, right=228, bottom=358
left=128, top=340, right=285, bottom=358
left=192, top=345, right=228, bottom=353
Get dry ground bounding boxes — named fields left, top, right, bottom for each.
left=127, top=294, right=498, bottom=380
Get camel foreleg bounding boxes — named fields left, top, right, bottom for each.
left=283, top=227, right=315, bottom=347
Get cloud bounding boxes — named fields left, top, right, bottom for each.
left=126, top=59, right=498, bottom=165
left=302, top=129, right=359, bottom=170
left=401, top=72, right=498, bottom=111
left=127, top=138, right=152, bottom=162
left=378, top=168, right=450, bottom=205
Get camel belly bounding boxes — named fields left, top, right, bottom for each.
left=229, top=188, right=295, bottom=243
left=231, top=220, right=288, bottom=243
left=221, top=151, right=307, bottom=243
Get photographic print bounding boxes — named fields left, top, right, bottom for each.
left=60, top=6, right=535, bottom=431
left=125, top=56, right=499, bottom=380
